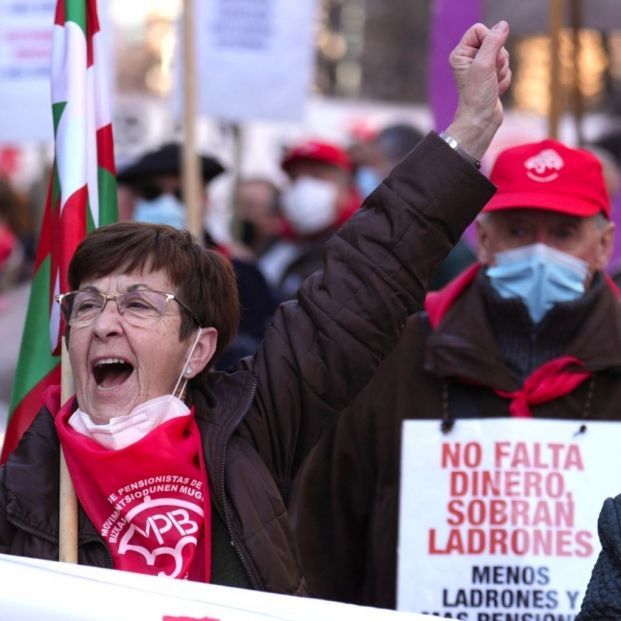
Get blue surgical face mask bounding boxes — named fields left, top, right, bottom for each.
left=486, top=243, right=589, bottom=324
left=134, top=194, right=187, bottom=230
left=355, top=166, right=382, bottom=198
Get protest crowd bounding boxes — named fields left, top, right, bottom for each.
left=4, top=3, right=621, bottom=621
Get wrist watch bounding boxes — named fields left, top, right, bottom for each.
left=439, top=131, right=481, bottom=170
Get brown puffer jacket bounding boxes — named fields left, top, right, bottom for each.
left=0, top=133, right=495, bottom=593
left=291, top=269, right=621, bottom=607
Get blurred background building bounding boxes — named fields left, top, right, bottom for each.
left=109, top=0, right=621, bottom=120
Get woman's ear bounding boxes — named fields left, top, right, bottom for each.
left=187, top=327, right=218, bottom=376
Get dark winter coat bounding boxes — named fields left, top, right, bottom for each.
left=291, top=266, right=621, bottom=607
left=577, top=495, right=621, bottom=619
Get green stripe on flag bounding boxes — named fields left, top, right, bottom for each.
left=52, top=101, right=66, bottom=134
left=65, top=0, right=87, bottom=35
left=98, top=167, right=118, bottom=226
left=8, top=257, right=60, bottom=411
left=86, top=199, right=95, bottom=232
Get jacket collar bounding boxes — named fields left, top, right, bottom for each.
left=189, top=367, right=257, bottom=497
left=424, top=265, right=621, bottom=392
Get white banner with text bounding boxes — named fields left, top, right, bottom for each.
left=397, top=418, right=621, bottom=619
left=194, top=0, right=318, bottom=122
left=0, top=0, right=54, bottom=142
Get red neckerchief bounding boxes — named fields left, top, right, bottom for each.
left=423, top=264, right=620, bottom=417
left=55, top=398, right=212, bottom=582
left=495, top=356, right=591, bottom=417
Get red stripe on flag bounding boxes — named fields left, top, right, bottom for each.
left=54, top=0, right=66, bottom=26
left=33, top=177, right=56, bottom=272
left=85, top=0, right=100, bottom=68
left=59, top=185, right=88, bottom=295
left=96, top=124, right=116, bottom=175
left=0, top=366, right=61, bottom=463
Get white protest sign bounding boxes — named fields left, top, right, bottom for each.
left=0, top=0, right=55, bottom=142
left=0, top=553, right=443, bottom=621
left=195, top=0, right=318, bottom=122
left=397, top=418, right=621, bottom=619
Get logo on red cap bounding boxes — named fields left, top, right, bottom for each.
left=524, top=149, right=564, bottom=183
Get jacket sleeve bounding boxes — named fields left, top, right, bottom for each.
left=577, top=495, right=621, bottom=620
left=242, top=132, right=496, bottom=490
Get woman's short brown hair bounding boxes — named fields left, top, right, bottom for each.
left=68, top=222, right=240, bottom=367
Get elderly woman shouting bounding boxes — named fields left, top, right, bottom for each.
left=0, top=22, right=510, bottom=592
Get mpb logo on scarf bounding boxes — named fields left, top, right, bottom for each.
left=55, top=400, right=211, bottom=581
left=104, top=473, right=204, bottom=577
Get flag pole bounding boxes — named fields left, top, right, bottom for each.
left=229, top=122, right=244, bottom=242
left=59, top=342, right=78, bottom=563
left=549, top=0, right=564, bottom=139
left=569, top=0, right=584, bottom=145
left=182, top=0, right=203, bottom=241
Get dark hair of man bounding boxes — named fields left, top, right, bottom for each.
left=67, top=221, right=240, bottom=369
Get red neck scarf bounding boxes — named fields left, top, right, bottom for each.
left=495, top=356, right=591, bottom=418
left=55, top=398, right=211, bottom=582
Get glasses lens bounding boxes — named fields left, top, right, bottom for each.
left=119, top=290, right=168, bottom=326
left=64, top=291, right=105, bottom=326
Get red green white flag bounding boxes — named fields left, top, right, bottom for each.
left=1, top=0, right=117, bottom=463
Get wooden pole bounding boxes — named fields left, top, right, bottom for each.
left=229, top=123, right=244, bottom=242
left=59, top=340, right=77, bottom=563
left=570, top=0, right=585, bottom=145
left=182, top=0, right=203, bottom=241
left=549, top=0, right=565, bottom=139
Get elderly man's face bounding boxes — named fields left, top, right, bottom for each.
left=476, top=209, right=615, bottom=275
left=68, top=268, right=196, bottom=423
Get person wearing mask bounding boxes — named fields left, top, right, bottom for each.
left=118, top=143, right=225, bottom=230
left=117, top=144, right=278, bottom=368
left=237, top=177, right=281, bottom=257
left=291, top=138, right=620, bottom=609
left=0, top=20, right=511, bottom=593
left=258, top=140, right=360, bottom=300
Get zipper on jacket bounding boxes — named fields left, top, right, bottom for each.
left=220, top=381, right=262, bottom=590
left=7, top=516, right=58, bottom=547
left=8, top=517, right=114, bottom=569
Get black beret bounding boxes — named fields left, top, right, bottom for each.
left=117, top=143, right=225, bottom=185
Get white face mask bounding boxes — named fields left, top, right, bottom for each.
left=70, top=395, right=191, bottom=450
left=486, top=243, right=589, bottom=323
left=281, top=176, right=339, bottom=235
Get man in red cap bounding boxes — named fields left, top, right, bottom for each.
left=291, top=138, right=620, bottom=609
left=257, top=139, right=360, bottom=300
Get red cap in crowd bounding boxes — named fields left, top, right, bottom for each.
left=484, top=139, right=611, bottom=219
left=281, top=140, right=351, bottom=174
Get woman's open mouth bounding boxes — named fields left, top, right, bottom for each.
left=92, top=358, right=134, bottom=389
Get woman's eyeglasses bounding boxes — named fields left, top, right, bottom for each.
left=55, top=289, right=200, bottom=328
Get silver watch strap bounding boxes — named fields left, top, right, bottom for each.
left=439, top=131, right=481, bottom=170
